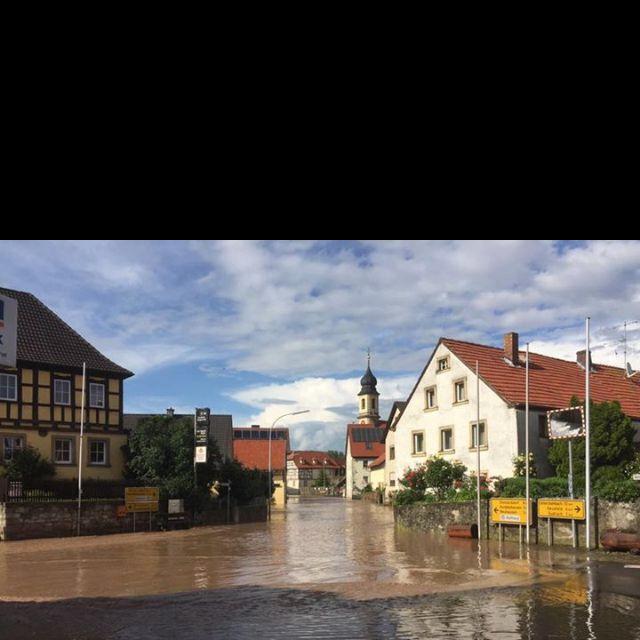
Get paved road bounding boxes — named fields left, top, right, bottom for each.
left=0, top=499, right=638, bottom=639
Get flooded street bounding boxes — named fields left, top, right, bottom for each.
left=0, top=498, right=638, bottom=639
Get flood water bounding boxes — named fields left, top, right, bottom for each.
left=0, top=498, right=638, bottom=639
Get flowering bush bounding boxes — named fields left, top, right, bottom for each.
left=399, top=457, right=467, bottom=501
left=512, top=452, right=537, bottom=478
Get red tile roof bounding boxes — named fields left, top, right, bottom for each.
left=369, top=452, right=385, bottom=469
left=233, top=439, right=288, bottom=472
left=345, top=422, right=386, bottom=459
left=287, top=451, right=343, bottom=469
left=442, top=338, right=640, bottom=420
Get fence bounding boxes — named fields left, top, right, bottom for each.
left=0, top=478, right=138, bottom=503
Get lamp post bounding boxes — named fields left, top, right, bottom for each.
left=268, top=410, right=309, bottom=520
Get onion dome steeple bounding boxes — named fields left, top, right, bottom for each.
left=357, top=349, right=380, bottom=424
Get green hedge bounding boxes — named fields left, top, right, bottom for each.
left=498, top=477, right=571, bottom=498
left=594, top=480, right=640, bottom=502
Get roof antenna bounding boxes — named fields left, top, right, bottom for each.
left=622, top=320, right=640, bottom=377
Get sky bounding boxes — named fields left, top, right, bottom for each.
left=1, top=240, right=639, bottom=452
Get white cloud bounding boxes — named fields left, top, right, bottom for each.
left=228, top=374, right=415, bottom=451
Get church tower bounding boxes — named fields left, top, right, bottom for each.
left=357, top=350, right=380, bottom=424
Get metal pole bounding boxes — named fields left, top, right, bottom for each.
left=227, top=480, right=231, bottom=524
left=525, top=343, right=530, bottom=545
left=569, top=440, right=576, bottom=548
left=268, top=419, right=273, bottom=521
left=476, top=360, right=481, bottom=540
left=76, top=362, right=86, bottom=537
left=585, top=317, right=591, bottom=549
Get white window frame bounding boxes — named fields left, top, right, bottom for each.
left=2, top=435, right=24, bottom=461
left=439, top=427, right=454, bottom=453
left=89, top=383, right=105, bottom=408
left=437, top=356, right=450, bottom=372
left=425, top=386, right=437, bottom=409
left=89, top=440, right=107, bottom=465
left=54, top=438, right=73, bottom=465
left=0, top=373, right=17, bottom=401
left=412, top=430, right=425, bottom=455
left=454, top=379, right=467, bottom=403
left=470, top=421, right=488, bottom=450
left=54, top=379, right=71, bottom=406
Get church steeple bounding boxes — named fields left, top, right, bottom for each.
left=357, top=348, right=380, bottom=424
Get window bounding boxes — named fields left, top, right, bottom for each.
left=470, top=421, right=487, bottom=449
left=0, top=374, right=17, bottom=401
left=412, top=431, right=425, bottom=455
left=371, top=398, right=376, bottom=410
left=90, top=440, right=107, bottom=465
left=54, top=438, right=73, bottom=464
left=425, top=386, right=437, bottom=409
left=389, top=446, right=395, bottom=461
left=361, top=398, right=365, bottom=410
left=54, top=379, right=71, bottom=405
left=538, top=414, right=548, bottom=438
left=89, top=383, right=105, bottom=408
left=440, top=427, right=454, bottom=452
left=454, top=379, right=467, bottom=403
left=389, top=472, right=396, bottom=487
left=2, top=436, right=23, bottom=461
left=437, top=357, right=450, bottom=372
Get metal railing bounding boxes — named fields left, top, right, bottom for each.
left=0, top=478, right=138, bottom=503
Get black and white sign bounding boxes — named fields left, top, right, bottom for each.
left=0, top=294, right=17, bottom=368
left=195, top=446, right=207, bottom=463
left=196, top=407, right=210, bottom=425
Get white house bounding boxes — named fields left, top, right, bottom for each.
left=286, top=451, right=344, bottom=494
left=383, top=400, right=407, bottom=501
left=392, top=332, right=640, bottom=485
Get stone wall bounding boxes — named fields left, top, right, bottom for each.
left=0, top=500, right=131, bottom=541
left=395, top=499, right=640, bottom=547
left=1, top=501, right=268, bottom=541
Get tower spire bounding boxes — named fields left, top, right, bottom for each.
left=357, top=348, right=380, bottom=424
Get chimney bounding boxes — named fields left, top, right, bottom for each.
left=166, top=407, right=175, bottom=416
left=577, top=350, right=592, bottom=370
left=504, top=332, right=519, bottom=366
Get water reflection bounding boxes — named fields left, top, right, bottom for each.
left=0, top=499, right=638, bottom=639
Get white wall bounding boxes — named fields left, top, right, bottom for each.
left=346, top=439, right=376, bottom=498
left=384, top=426, right=396, bottom=501
left=394, top=343, right=518, bottom=483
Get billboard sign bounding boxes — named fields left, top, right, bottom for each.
left=490, top=498, right=532, bottom=524
left=547, top=407, right=585, bottom=440
left=195, top=446, right=207, bottom=463
left=196, top=408, right=210, bottom=426
left=0, top=294, right=18, bottom=368
left=125, top=487, right=159, bottom=513
left=538, top=498, right=585, bottom=520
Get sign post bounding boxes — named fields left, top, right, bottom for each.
left=490, top=498, right=532, bottom=525
left=0, top=294, right=18, bottom=368
left=194, top=408, right=211, bottom=501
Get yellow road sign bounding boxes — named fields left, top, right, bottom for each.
left=490, top=498, right=531, bottom=524
left=538, top=498, right=585, bottom=520
left=125, top=487, right=159, bottom=513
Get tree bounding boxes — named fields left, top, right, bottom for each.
left=327, top=450, right=345, bottom=464
left=548, top=398, right=636, bottom=480
left=126, top=415, right=221, bottom=502
left=5, top=446, right=56, bottom=484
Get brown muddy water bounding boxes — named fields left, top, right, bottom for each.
left=0, top=498, right=638, bottom=639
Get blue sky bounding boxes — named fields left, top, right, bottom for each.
left=1, top=240, right=638, bottom=451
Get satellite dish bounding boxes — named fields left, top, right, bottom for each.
left=627, top=363, right=639, bottom=378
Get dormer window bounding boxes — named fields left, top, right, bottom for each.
left=437, top=356, right=450, bottom=372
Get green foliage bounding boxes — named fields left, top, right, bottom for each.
left=623, top=452, right=640, bottom=478
left=548, top=399, right=636, bottom=478
left=592, top=465, right=626, bottom=485
left=497, top=476, right=570, bottom=498
left=393, top=489, right=422, bottom=506
left=361, top=484, right=373, bottom=493
left=5, top=446, right=55, bottom=484
left=327, top=450, right=345, bottom=464
left=126, top=415, right=222, bottom=503
left=217, top=459, right=270, bottom=506
left=512, top=453, right=537, bottom=478
left=400, top=457, right=467, bottom=501
left=594, top=479, right=640, bottom=502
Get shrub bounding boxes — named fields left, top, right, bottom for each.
left=623, top=452, right=640, bottom=479
left=497, top=477, right=570, bottom=498
left=5, top=446, right=55, bottom=484
left=593, top=465, right=626, bottom=485
left=400, top=457, right=467, bottom=501
left=393, top=489, right=421, bottom=506
left=512, top=453, right=537, bottom=478
left=595, top=480, right=640, bottom=503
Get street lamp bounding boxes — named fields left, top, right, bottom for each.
left=268, top=410, right=309, bottom=520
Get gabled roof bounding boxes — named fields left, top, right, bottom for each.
left=345, top=422, right=386, bottom=459
left=0, top=287, right=133, bottom=377
left=369, top=452, right=385, bottom=469
left=233, top=439, right=288, bottom=472
left=287, top=451, right=343, bottom=469
left=404, top=336, right=640, bottom=420
left=385, top=400, right=407, bottom=434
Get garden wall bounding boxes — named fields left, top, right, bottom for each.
left=395, top=499, right=640, bottom=547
